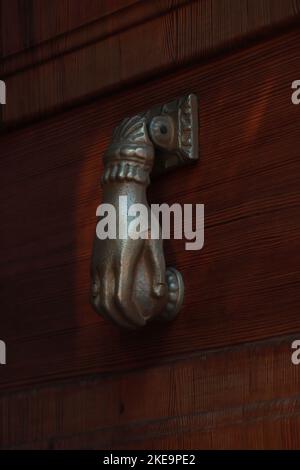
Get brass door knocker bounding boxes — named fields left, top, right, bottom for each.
left=91, top=94, right=198, bottom=329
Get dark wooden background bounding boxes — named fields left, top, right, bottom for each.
left=1, top=0, right=300, bottom=449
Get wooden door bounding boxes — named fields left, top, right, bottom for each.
left=1, top=0, right=300, bottom=450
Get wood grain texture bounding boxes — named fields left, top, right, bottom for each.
left=1, top=0, right=300, bottom=126
left=0, top=0, right=189, bottom=75
left=1, top=336, right=300, bottom=449
left=1, top=0, right=138, bottom=56
left=0, top=28, right=300, bottom=391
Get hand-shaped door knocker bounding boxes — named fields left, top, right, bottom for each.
left=91, top=94, right=198, bottom=329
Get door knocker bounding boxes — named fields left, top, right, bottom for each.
left=91, top=94, right=198, bottom=329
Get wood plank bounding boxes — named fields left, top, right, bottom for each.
left=1, top=0, right=138, bottom=56
left=54, top=407, right=300, bottom=449
left=0, top=29, right=300, bottom=389
left=1, top=336, right=300, bottom=448
left=1, top=0, right=300, bottom=126
left=0, top=0, right=189, bottom=72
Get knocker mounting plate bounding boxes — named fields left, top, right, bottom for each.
left=147, top=93, right=198, bottom=176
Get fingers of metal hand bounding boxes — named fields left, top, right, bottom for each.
left=146, top=237, right=167, bottom=299
left=115, top=258, right=147, bottom=328
left=100, top=264, right=136, bottom=329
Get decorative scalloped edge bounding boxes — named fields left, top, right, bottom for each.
left=101, top=162, right=150, bottom=185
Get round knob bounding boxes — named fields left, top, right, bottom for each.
left=149, top=115, right=175, bottom=151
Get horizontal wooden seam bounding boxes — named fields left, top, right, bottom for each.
left=0, top=332, right=298, bottom=399
left=13, top=394, right=300, bottom=449
left=0, top=0, right=191, bottom=77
